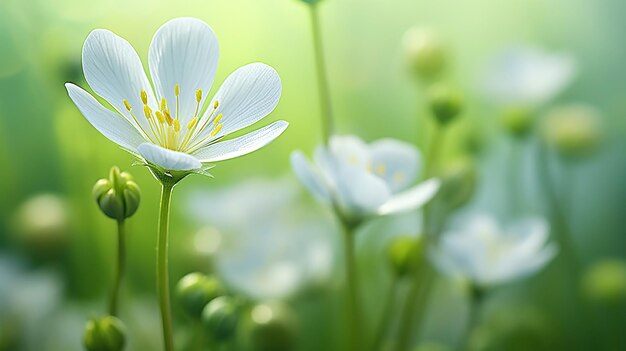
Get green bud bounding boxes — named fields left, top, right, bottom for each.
left=244, top=302, right=297, bottom=351
left=387, top=236, right=424, bottom=277
left=500, top=106, right=534, bottom=138
left=83, top=316, right=126, bottom=351
left=428, top=85, right=463, bottom=125
left=581, top=259, right=626, bottom=304
left=437, top=158, right=477, bottom=211
left=201, top=296, right=239, bottom=341
left=93, top=166, right=141, bottom=221
left=176, top=272, right=224, bottom=318
left=542, top=104, right=602, bottom=159
left=402, top=27, right=446, bottom=82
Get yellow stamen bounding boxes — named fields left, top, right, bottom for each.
left=140, top=90, right=148, bottom=105
left=174, top=84, right=180, bottom=96
left=196, top=89, right=202, bottom=103
left=143, top=105, right=153, bottom=119
left=393, top=172, right=406, bottom=184
left=174, top=119, right=180, bottom=132
left=155, top=111, right=165, bottom=124
left=210, top=124, right=223, bottom=137
left=213, top=100, right=219, bottom=109
left=213, top=113, right=223, bottom=125
left=123, top=99, right=132, bottom=111
left=160, top=97, right=167, bottom=111
left=164, top=110, right=173, bottom=125
left=375, top=164, right=386, bottom=175
left=187, top=117, right=198, bottom=130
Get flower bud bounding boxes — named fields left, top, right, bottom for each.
left=581, top=259, right=626, bottom=304
left=201, top=296, right=239, bottom=341
left=93, top=167, right=141, bottom=221
left=428, top=85, right=463, bottom=125
left=387, top=235, right=424, bottom=277
left=402, top=27, right=446, bottom=82
left=499, top=106, right=534, bottom=138
left=83, top=316, right=126, bottom=351
left=176, top=272, right=224, bottom=319
left=244, top=302, right=297, bottom=351
left=541, top=103, right=602, bottom=159
left=437, top=158, right=477, bottom=211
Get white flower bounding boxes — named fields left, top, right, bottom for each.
left=66, top=18, right=288, bottom=172
left=432, top=214, right=557, bottom=287
left=482, top=46, right=576, bottom=106
left=185, top=178, right=334, bottom=300
left=291, top=135, right=440, bottom=222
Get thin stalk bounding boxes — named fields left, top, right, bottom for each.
left=157, top=182, right=175, bottom=351
left=508, top=139, right=523, bottom=214
left=394, top=123, right=448, bottom=351
left=309, top=2, right=334, bottom=144
left=108, top=219, right=126, bottom=316
left=341, top=219, right=361, bottom=351
left=459, top=288, right=485, bottom=351
left=370, top=278, right=400, bottom=351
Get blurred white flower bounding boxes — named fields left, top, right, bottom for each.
left=482, top=46, right=576, bottom=106
left=432, top=214, right=557, bottom=287
left=185, top=178, right=334, bottom=300
left=291, top=135, right=440, bottom=223
left=66, top=17, right=287, bottom=172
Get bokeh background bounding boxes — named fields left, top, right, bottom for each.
left=1, top=0, right=625, bottom=350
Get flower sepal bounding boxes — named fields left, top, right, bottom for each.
left=134, top=160, right=215, bottom=186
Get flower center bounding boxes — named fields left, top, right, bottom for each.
left=122, top=84, right=224, bottom=153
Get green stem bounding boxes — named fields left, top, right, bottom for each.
left=371, top=277, right=400, bottom=351
left=309, top=2, right=334, bottom=144
left=508, top=139, right=523, bottom=214
left=341, top=220, right=361, bottom=351
left=394, top=124, right=448, bottom=351
left=108, top=219, right=126, bottom=317
left=459, top=287, right=485, bottom=351
left=157, top=182, right=175, bottom=351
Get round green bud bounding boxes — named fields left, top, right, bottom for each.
left=201, top=296, right=239, bottom=341
left=93, top=167, right=141, bottom=221
left=437, top=158, right=477, bottom=211
left=176, top=272, right=224, bottom=318
left=387, top=236, right=424, bottom=277
left=83, top=316, right=126, bottom=351
left=500, top=106, right=534, bottom=138
left=581, top=259, right=626, bottom=304
left=244, top=302, right=297, bottom=351
left=428, top=85, right=463, bottom=125
left=541, top=104, right=602, bottom=159
left=402, top=27, right=446, bottom=82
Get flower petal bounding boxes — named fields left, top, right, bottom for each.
left=65, top=83, right=145, bottom=152
left=194, top=120, right=288, bottom=162
left=82, top=29, right=156, bottom=136
left=198, top=63, right=281, bottom=140
left=290, top=151, right=332, bottom=203
left=377, top=178, right=440, bottom=215
left=138, top=143, right=201, bottom=171
left=369, top=138, right=421, bottom=193
left=335, top=164, right=390, bottom=216
left=149, top=18, right=219, bottom=126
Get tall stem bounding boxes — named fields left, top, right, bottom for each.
left=341, top=220, right=361, bottom=351
left=108, top=219, right=126, bottom=316
left=459, top=288, right=485, bottom=351
left=371, top=278, right=400, bottom=351
left=157, top=183, right=175, bottom=351
left=394, top=123, right=447, bottom=351
left=309, top=2, right=334, bottom=144
left=508, top=139, right=523, bottom=214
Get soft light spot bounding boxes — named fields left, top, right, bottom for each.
left=252, top=304, right=273, bottom=324
left=393, top=172, right=406, bottom=183
left=375, top=164, right=386, bottom=175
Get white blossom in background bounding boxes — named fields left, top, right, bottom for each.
left=431, top=214, right=557, bottom=287
left=482, top=46, right=576, bottom=106
left=66, top=17, right=287, bottom=172
left=185, top=178, right=334, bottom=299
left=291, top=135, right=440, bottom=223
